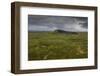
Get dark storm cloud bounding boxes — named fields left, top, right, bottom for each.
left=28, top=15, right=88, bottom=32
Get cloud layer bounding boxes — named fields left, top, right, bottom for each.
left=28, top=15, right=88, bottom=32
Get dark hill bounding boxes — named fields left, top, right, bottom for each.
left=55, top=29, right=78, bottom=34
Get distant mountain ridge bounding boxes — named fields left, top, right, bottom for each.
left=28, top=29, right=86, bottom=34
left=54, top=29, right=78, bottom=34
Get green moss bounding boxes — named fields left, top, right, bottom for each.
left=28, top=32, right=88, bottom=60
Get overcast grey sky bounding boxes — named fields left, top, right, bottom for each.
left=28, top=15, right=88, bottom=32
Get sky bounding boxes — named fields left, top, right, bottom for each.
left=28, top=15, right=88, bottom=32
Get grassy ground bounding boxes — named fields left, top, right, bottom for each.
left=28, top=32, right=88, bottom=60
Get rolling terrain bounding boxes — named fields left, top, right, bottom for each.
left=28, top=31, right=88, bottom=60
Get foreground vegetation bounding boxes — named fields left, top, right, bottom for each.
left=28, top=32, right=88, bottom=60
